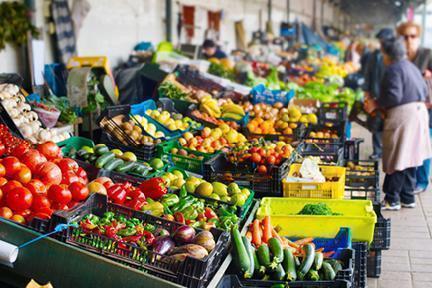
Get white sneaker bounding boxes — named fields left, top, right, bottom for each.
left=401, top=202, right=416, bottom=208
left=381, top=201, right=401, bottom=211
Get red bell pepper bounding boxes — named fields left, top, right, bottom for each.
left=124, top=188, right=147, bottom=210
left=107, top=184, right=127, bottom=204
left=141, top=230, right=155, bottom=245
left=204, top=207, right=218, bottom=219
left=139, top=177, right=167, bottom=200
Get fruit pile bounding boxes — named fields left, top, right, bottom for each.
left=0, top=124, right=31, bottom=156
left=0, top=141, right=90, bottom=225
left=145, top=109, right=190, bottom=131
left=169, top=147, right=205, bottom=160
left=198, top=96, right=246, bottom=122
left=190, top=110, right=239, bottom=130
left=306, top=129, right=339, bottom=143
left=177, top=125, right=247, bottom=154
left=159, top=169, right=186, bottom=190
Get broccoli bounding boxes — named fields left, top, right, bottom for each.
left=297, top=203, right=342, bottom=216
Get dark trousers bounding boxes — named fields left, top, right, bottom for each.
left=372, top=131, right=382, bottom=156
left=383, top=167, right=416, bottom=204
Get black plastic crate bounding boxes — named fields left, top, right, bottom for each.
left=370, top=204, right=391, bottom=250
left=304, top=122, right=346, bottom=144
left=318, top=102, right=348, bottom=125
left=55, top=193, right=230, bottom=288
left=367, top=249, right=382, bottom=278
left=344, top=138, right=364, bottom=161
left=345, top=160, right=379, bottom=190
left=352, top=242, right=368, bottom=288
left=100, top=131, right=157, bottom=161
left=345, top=187, right=380, bottom=203
left=203, top=153, right=291, bottom=198
left=296, top=142, right=345, bottom=166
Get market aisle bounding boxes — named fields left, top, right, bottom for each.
left=353, top=123, right=432, bottom=288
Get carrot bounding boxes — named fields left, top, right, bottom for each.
left=294, top=237, right=314, bottom=246
left=271, top=227, right=288, bottom=248
left=323, top=251, right=335, bottom=258
left=316, top=248, right=324, bottom=253
left=246, top=231, right=252, bottom=241
left=262, top=216, right=272, bottom=243
left=252, top=219, right=262, bottom=247
left=286, top=239, right=300, bottom=249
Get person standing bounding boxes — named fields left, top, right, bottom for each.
left=364, top=37, right=432, bottom=210
left=363, top=28, right=395, bottom=160
left=201, top=39, right=228, bottom=60
left=397, top=21, right=432, bottom=194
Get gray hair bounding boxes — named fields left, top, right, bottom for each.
left=381, top=37, right=407, bottom=62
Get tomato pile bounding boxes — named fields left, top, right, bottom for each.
left=0, top=124, right=31, bottom=156
left=0, top=141, right=90, bottom=225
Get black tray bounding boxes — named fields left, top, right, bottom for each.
left=370, top=204, right=391, bottom=250
left=352, top=242, right=368, bottom=288
left=367, top=249, right=382, bottom=278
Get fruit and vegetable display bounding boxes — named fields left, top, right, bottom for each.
left=67, top=143, right=165, bottom=178
left=0, top=141, right=90, bottom=225
left=0, top=124, right=31, bottom=156
left=74, top=211, right=216, bottom=260
left=144, top=108, right=194, bottom=131
left=190, top=110, right=240, bottom=129
left=234, top=216, right=345, bottom=281
left=158, top=75, right=198, bottom=103
left=0, top=83, right=70, bottom=143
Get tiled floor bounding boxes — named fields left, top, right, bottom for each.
left=352, top=124, right=432, bottom=288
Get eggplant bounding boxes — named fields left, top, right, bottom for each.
left=173, top=225, right=196, bottom=244
left=152, top=236, right=175, bottom=255
left=170, top=244, right=209, bottom=260
left=194, top=231, right=216, bottom=252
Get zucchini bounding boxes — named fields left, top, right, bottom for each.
left=270, top=285, right=285, bottom=288
left=322, top=262, right=336, bottom=280
left=76, top=149, right=89, bottom=159
left=257, top=244, right=271, bottom=268
left=95, top=152, right=115, bottom=168
left=94, top=144, right=109, bottom=155
left=88, top=154, right=98, bottom=162
left=314, top=252, right=323, bottom=270
left=116, top=161, right=136, bottom=173
left=104, top=158, right=124, bottom=171
left=253, top=248, right=266, bottom=278
left=297, top=243, right=315, bottom=280
left=241, top=236, right=254, bottom=279
left=270, top=264, right=286, bottom=281
left=268, top=237, right=283, bottom=268
left=231, top=226, right=251, bottom=276
left=326, top=259, right=343, bottom=274
left=306, top=269, right=320, bottom=281
left=282, top=248, right=297, bottom=281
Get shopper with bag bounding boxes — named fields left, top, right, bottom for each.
left=364, top=37, right=432, bottom=210
left=398, top=21, right=432, bottom=194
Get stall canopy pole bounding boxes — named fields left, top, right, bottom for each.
left=421, top=0, right=427, bottom=46
left=165, top=0, right=172, bottom=42
left=287, top=0, right=290, bottom=21
left=268, top=0, right=272, bottom=22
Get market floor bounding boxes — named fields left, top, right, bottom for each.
left=353, top=123, right=432, bottom=288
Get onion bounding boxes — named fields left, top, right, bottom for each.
left=173, top=225, right=196, bottom=244
left=194, top=231, right=215, bottom=252
left=170, top=244, right=208, bottom=260
left=152, top=236, right=175, bottom=255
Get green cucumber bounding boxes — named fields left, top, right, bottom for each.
left=326, top=259, right=343, bottom=274
left=314, top=252, right=323, bottom=270
left=116, top=161, right=136, bottom=173
left=76, top=149, right=89, bottom=159
left=257, top=244, right=271, bottom=268
left=282, top=248, right=297, bottom=281
left=95, top=152, right=115, bottom=168
left=270, top=264, right=286, bottom=281
left=253, top=248, right=266, bottom=278
left=268, top=237, right=283, bottom=268
left=88, top=154, right=98, bottom=162
left=94, top=144, right=109, bottom=155
left=104, top=158, right=124, bottom=171
left=241, top=236, right=254, bottom=279
left=306, top=269, right=320, bottom=281
left=297, top=243, right=315, bottom=280
left=231, top=227, right=251, bottom=276
left=322, top=262, right=336, bottom=280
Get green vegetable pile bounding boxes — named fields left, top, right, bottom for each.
left=158, top=81, right=189, bottom=100
left=297, top=203, right=342, bottom=216
left=208, top=62, right=235, bottom=81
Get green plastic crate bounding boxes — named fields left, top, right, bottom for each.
left=57, top=136, right=95, bottom=156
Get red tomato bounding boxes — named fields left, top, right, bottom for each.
left=95, top=177, right=113, bottom=188
left=11, top=143, right=29, bottom=157
left=3, top=156, right=21, bottom=178
left=61, top=171, right=79, bottom=185
left=3, top=180, right=22, bottom=193
left=251, top=152, right=262, bottom=163
left=69, top=182, right=89, bottom=201
left=48, top=184, right=72, bottom=205
left=36, top=207, right=53, bottom=216
left=51, top=202, right=69, bottom=211
left=20, top=149, right=47, bottom=173
left=57, top=158, right=79, bottom=173
left=11, top=214, right=25, bottom=224
left=14, top=165, right=32, bottom=184
left=76, top=167, right=88, bottom=182
left=6, top=187, right=33, bottom=211
left=31, top=195, right=51, bottom=212
left=37, top=162, right=62, bottom=187
left=16, top=208, right=31, bottom=218
left=0, top=177, right=7, bottom=187
left=266, top=155, right=276, bottom=165
left=29, top=212, right=51, bottom=220
left=257, top=165, right=268, bottom=174
left=0, top=188, right=2, bottom=203
left=0, top=163, right=5, bottom=178
left=0, top=207, right=12, bottom=219
left=37, top=141, right=61, bottom=160
left=25, top=179, right=47, bottom=196
left=0, top=142, right=5, bottom=157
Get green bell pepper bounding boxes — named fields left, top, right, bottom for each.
left=160, top=194, right=180, bottom=207
left=181, top=206, right=199, bottom=220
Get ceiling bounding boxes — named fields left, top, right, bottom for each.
left=337, top=0, right=426, bottom=25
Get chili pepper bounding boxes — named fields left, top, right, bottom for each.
left=80, top=218, right=97, bottom=230
left=144, top=223, right=155, bottom=233
left=163, top=204, right=173, bottom=215
left=117, top=227, right=137, bottom=237
left=141, top=201, right=164, bottom=217
left=126, top=218, right=141, bottom=228
left=141, top=230, right=155, bottom=245
left=204, top=207, right=218, bottom=219
left=160, top=194, right=179, bottom=207
left=174, top=212, right=185, bottom=224
left=122, top=235, right=142, bottom=243
left=107, top=184, right=127, bottom=204
left=203, top=221, right=216, bottom=230
left=117, top=215, right=128, bottom=224
left=179, top=186, right=188, bottom=198
left=105, top=226, right=119, bottom=239
left=192, top=221, right=204, bottom=229
left=185, top=219, right=196, bottom=225
left=139, top=177, right=167, bottom=200
left=197, top=212, right=207, bottom=222
left=182, top=206, right=198, bottom=220
left=171, top=199, right=191, bottom=213
left=164, top=214, right=175, bottom=221
left=103, top=212, right=115, bottom=221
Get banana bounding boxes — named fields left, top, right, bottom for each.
left=221, top=112, right=243, bottom=121
left=221, top=103, right=245, bottom=116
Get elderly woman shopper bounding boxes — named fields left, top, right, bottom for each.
left=397, top=21, right=432, bottom=194
left=365, top=37, right=432, bottom=210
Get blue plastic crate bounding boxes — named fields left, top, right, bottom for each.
left=289, top=227, right=352, bottom=259
left=250, top=84, right=295, bottom=106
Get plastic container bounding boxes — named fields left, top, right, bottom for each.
left=345, top=187, right=380, bottom=204
left=296, top=142, right=345, bottom=166
left=204, top=153, right=291, bottom=198
left=57, top=136, right=95, bottom=156
left=58, top=193, right=230, bottom=288
left=257, top=198, right=377, bottom=243
left=304, top=122, right=347, bottom=143
left=33, top=106, right=61, bottom=128
left=217, top=275, right=351, bottom=288
left=371, top=204, right=391, bottom=250
left=345, top=160, right=379, bottom=190
left=367, top=249, right=382, bottom=278
left=318, top=102, right=348, bottom=125
left=283, top=164, right=346, bottom=199
left=352, top=242, right=368, bottom=288
left=344, top=138, right=364, bottom=161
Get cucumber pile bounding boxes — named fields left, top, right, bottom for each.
left=232, top=227, right=342, bottom=282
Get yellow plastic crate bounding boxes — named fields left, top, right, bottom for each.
left=283, top=164, right=346, bottom=199
left=257, top=197, right=376, bottom=243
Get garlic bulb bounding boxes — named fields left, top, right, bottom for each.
left=26, top=111, right=38, bottom=122
left=2, top=99, right=17, bottom=111
left=38, top=129, right=51, bottom=142
left=19, top=124, right=33, bottom=138
left=9, top=108, right=19, bottom=119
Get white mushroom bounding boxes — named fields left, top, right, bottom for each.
left=2, top=99, right=17, bottom=111
left=26, top=111, right=39, bottom=122
left=19, top=124, right=33, bottom=138
left=38, top=129, right=51, bottom=142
